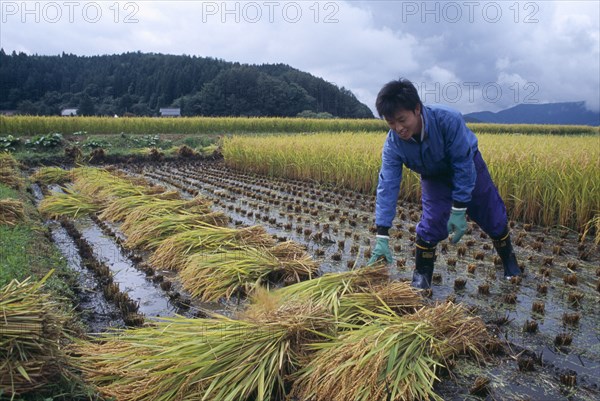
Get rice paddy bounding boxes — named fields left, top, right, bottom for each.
left=1, top=120, right=599, bottom=400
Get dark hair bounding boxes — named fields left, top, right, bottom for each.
left=375, top=78, right=422, bottom=118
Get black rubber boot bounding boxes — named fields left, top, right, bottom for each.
left=492, top=228, right=521, bottom=279
left=411, top=237, right=437, bottom=290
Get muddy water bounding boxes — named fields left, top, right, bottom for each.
left=74, top=217, right=178, bottom=319
left=33, top=182, right=216, bottom=332
left=49, top=222, right=125, bottom=332
left=121, top=160, right=600, bottom=400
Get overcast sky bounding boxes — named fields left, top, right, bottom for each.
left=1, top=0, right=599, bottom=114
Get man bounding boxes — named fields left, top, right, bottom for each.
left=368, top=79, right=521, bottom=289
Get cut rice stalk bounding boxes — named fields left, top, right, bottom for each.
left=119, top=197, right=213, bottom=233
left=30, top=167, right=73, bottom=185
left=38, top=188, right=102, bottom=219
left=0, top=167, right=24, bottom=189
left=274, top=265, right=390, bottom=319
left=72, top=303, right=334, bottom=401
left=290, top=302, right=490, bottom=401
left=338, top=281, right=423, bottom=324
left=0, top=271, right=71, bottom=396
left=0, top=199, right=26, bottom=226
left=149, top=224, right=271, bottom=270
left=123, top=212, right=231, bottom=250
left=269, top=241, right=318, bottom=282
left=180, top=246, right=282, bottom=301
left=98, top=191, right=182, bottom=222
left=0, top=153, right=19, bottom=169
left=290, top=319, right=443, bottom=401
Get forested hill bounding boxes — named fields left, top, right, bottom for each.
left=0, top=50, right=374, bottom=118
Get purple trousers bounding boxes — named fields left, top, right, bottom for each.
left=416, top=151, right=507, bottom=244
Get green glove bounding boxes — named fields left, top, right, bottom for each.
left=367, top=236, right=393, bottom=265
left=447, top=207, right=467, bottom=244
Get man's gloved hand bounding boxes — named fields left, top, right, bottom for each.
left=447, top=207, right=467, bottom=243
left=367, top=236, right=393, bottom=265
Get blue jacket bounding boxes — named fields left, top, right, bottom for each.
left=375, top=104, right=478, bottom=229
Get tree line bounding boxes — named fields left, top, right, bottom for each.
left=0, top=50, right=374, bottom=118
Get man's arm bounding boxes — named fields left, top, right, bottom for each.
left=442, top=113, right=476, bottom=207
left=375, top=134, right=404, bottom=234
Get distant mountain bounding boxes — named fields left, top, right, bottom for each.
left=464, top=102, right=599, bottom=126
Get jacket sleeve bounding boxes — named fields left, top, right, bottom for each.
left=375, top=134, right=403, bottom=229
left=442, top=113, right=476, bottom=205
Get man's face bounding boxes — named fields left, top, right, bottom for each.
left=384, top=105, right=421, bottom=141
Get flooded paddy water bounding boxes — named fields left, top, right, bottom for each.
left=34, top=159, right=599, bottom=400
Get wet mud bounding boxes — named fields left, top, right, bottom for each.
left=117, top=159, right=599, bottom=400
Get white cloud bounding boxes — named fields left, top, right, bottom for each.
left=0, top=0, right=598, bottom=114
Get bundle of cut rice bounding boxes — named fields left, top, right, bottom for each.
left=0, top=272, right=71, bottom=396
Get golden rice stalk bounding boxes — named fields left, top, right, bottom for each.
left=0, top=152, right=19, bottom=169
left=274, top=265, right=390, bottom=319
left=0, top=271, right=71, bottom=396
left=71, top=303, right=335, bottom=401
left=30, top=167, right=73, bottom=185
left=98, top=191, right=182, bottom=222
left=405, top=302, right=490, bottom=361
left=148, top=224, right=269, bottom=270
left=0, top=167, right=23, bottom=190
left=119, top=197, right=212, bottom=234
left=124, top=212, right=231, bottom=249
left=71, top=167, right=147, bottom=203
left=338, top=281, right=423, bottom=324
left=0, top=199, right=26, bottom=226
left=241, top=281, right=422, bottom=326
left=180, top=246, right=283, bottom=301
left=38, top=188, right=102, bottom=219
left=290, top=302, right=490, bottom=401
left=268, top=241, right=319, bottom=282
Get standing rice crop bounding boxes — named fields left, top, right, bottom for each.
left=0, top=271, right=71, bottom=397
left=71, top=302, right=335, bottom=401
left=223, top=133, right=600, bottom=238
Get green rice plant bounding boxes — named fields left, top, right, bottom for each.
left=71, top=302, right=335, bottom=401
left=30, top=166, right=73, bottom=185
left=148, top=224, right=271, bottom=269
left=290, top=302, right=489, bottom=401
left=38, top=187, right=102, bottom=219
left=124, top=212, right=232, bottom=250
left=0, top=271, right=71, bottom=397
left=179, top=242, right=317, bottom=301
left=0, top=199, right=26, bottom=226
